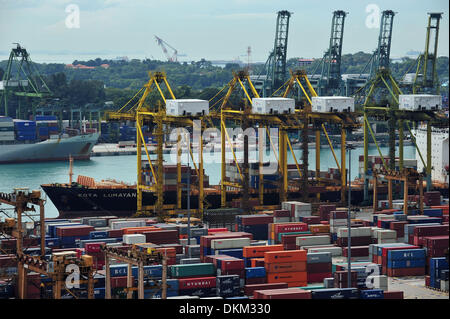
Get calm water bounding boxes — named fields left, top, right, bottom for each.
left=0, top=145, right=416, bottom=218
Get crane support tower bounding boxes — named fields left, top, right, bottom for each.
left=372, top=10, right=395, bottom=76
left=413, top=13, right=443, bottom=94
left=0, top=43, right=52, bottom=118
left=319, top=10, right=347, bottom=96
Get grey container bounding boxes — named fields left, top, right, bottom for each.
left=251, top=241, right=268, bottom=246
left=441, top=280, right=449, bottom=292
left=307, top=252, right=332, bottom=264
left=180, top=238, right=198, bottom=246
left=181, top=258, right=202, bottom=265
left=186, top=244, right=201, bottom=257
left=323, top=278, right=334, bottom=288
left=88, top=219, right=108, bottom=228
left=176, top=254, right=185, bottom=264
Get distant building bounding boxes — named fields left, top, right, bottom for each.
left=100, top=64, right=110, bottom=69
left=65, top=64, right=96, bottom=70
left=298, top=58, right=315, bottom=66
left=113, top=56, right=129, bottom=62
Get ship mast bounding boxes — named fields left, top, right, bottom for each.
left=69, top=155, right=73, bottom=184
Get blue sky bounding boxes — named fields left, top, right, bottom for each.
left=0, top=0, right=448, bottom=63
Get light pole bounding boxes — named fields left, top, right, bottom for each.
left=187, top=133, right=191, bottom=245
left=346, top=142, right=355, bottom=288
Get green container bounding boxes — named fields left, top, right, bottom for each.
left=277, top=231, right=311, bottom=243
left=169, top=263, right=215, bottom=278
left=299, top=284, right=325, bottom=291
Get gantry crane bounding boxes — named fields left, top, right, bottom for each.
left=256, top=10, right=292, bottom=97
left=0, top=43, right=52, bottom=117
left=281, top=70, right=361, bottom=203
left=413, top=13, right=443, bottom=94
left=155, top=35, right=179, bottom=62
left=314, top=10, right=348, bottom=96
left=360, top=11, right=448, bottom=203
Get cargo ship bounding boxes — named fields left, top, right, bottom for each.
left=0, top=116, right=100, bottom=164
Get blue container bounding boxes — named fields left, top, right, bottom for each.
left=212, top=249, right=243, bottom=259
left=243, top=224, right=268, bottom=240
left=94, top=288, right=105, bottom=299
left=109, top=264, right=128, bottom=277
left=131, top=265, right=163, bottom=279
left=430, top=257, right=449, bottom=289
left=59, top=235, right=89, bottom=246
left=48, top=223, right=83, bottom=237
left=245, top=267, right=266, bottom=279
left=311, top=288, right=359, bottom=299
left=217, top=275, right=240, bottom=288
left=387, top=259, right=426, bottom=269
left=376, top=244, right=415, bottom=257
left=79, top=238, right=118, bottom=248
left=45, top=238, right=60, bottom=248
left=360, top=289, right=384, bottom=299
left=36, top=115, right=57, bottom=121
left=388, top=249, right=426, bottom=261
left=217, top=286, right=241, bottom=297
left=89, top=231, right=109, bottom=239
left=423, top=209, right=443, bottom=217
left=145, top=290, right=178, bottom=299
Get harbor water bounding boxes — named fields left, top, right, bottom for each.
left=0, top=145, right=416, bottom=218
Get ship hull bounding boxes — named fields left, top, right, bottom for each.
left=41, top=183, right=449, bottom=219
left=0, top=133, right=100, bottom=164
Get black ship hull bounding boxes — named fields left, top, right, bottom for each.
left=41, top=184, right=449, bottom=219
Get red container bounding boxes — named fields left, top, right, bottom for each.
left=200, top=233, right=253, bottom=248
left=245, top=277, right=266, bottom=285
left=330, top=211, right=347, bottom=219
left=111, top=276, right=134, bottom=288
left=342, top=246, right=369, bottom=257
left=425, top=275, right=430, bottom=287
left=387, top=267, right=425, bottom=277
left=258, top=289, right=312, bottom=299
left=143, top=230, right=179, bottom=244
left=274, top=210, right=291, bottom=218
left=220, top=268, right=245, bottom=278
left=108, top=229, right=123, bottom=238
left=320, top=221, right=329, bottom=225
left=423, top=236, right=449, bottom=249
left=334, top=270, right=358, bottom=282
left=283, top=244, right=297, bottom=250
left=56, top=225, right=95, bottom=237
left=159, top=244, right=183, bottom=254
left=306, top=262, right=332, bottom=273
left=301, top=216, right=321, bottom=225
left=221, top=259, right=245, bottom=271
left=413, top=225, right=449, bottom=238
left=336, top=236, right=372, bottom=247
left=390, top=221, right=408, bottom=238
left=241, top=216, right=274, bottom=226
left=208, top=228, right=229, bottom=234
left=244, top=283, right=289, bottom=296
left=383, top=291, right=404, bottom=299
left=274, top=223, right=308, bottom=234
left=307, top=272, right=332, bottom=283
left=85, top=242, right=104, bottom=253
left=178, top=277, right=216, bottom=289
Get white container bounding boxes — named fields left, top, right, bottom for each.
left=330, top=219, right=348, bottom=227
left=336, top=228, right=359, bottom=238
left=307, top=246, right=342, bottom=257
left=273, top=217, right=291, bottom=223
left=311, top=96, right=355, bottom=113
left=123, top=234, right=146, bottom=244
left=398, top=94, right=441, bottom=111
left=375, top=229, right=397, bottom=240
left=166, top=99, right=209, bottom=116
left=296, top=235, right=330, bottom=246
left=370, top=275, right=388, bottom=291
left=355, top=227, right=372, bottom=237
left=211, top=237, right=251, bottom=250
left=111, top=220, right=146, bottom=230
left=251, top=97, right=295, bottom=115
left=441, top=280, right=449, bottom=292
left=378, top=238, right=397, bottom=244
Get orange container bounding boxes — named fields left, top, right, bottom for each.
left=123, top=226, right=159, bottom=235
left=309, top=224, right=330, bottom=233
left=265, top=261, right=306, bottom=273
left=251, top=258, right=265, bottom=268
left=155, top=247, right=176, bottom=257
left=287, top=281, right=308, bottom=288
left=264, top=250, right=307, bottom=264
left=243, top=245, right=284, bottom=258
left=267, top=271, right=307, bottom=283
left=179, top=234, right=188, bottom=239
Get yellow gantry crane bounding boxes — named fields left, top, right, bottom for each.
left=104, top=71, right=207, bottom=220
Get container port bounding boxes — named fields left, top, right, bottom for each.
left=0, top=0, right=449, bottom=308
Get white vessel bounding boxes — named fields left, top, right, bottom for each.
left=412, top=126, right=449, bottom=184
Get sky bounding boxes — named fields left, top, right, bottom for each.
left=0, top=0, right=448, bottom=63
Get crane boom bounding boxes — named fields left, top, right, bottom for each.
left=155, top=35, right=178, bottom=62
